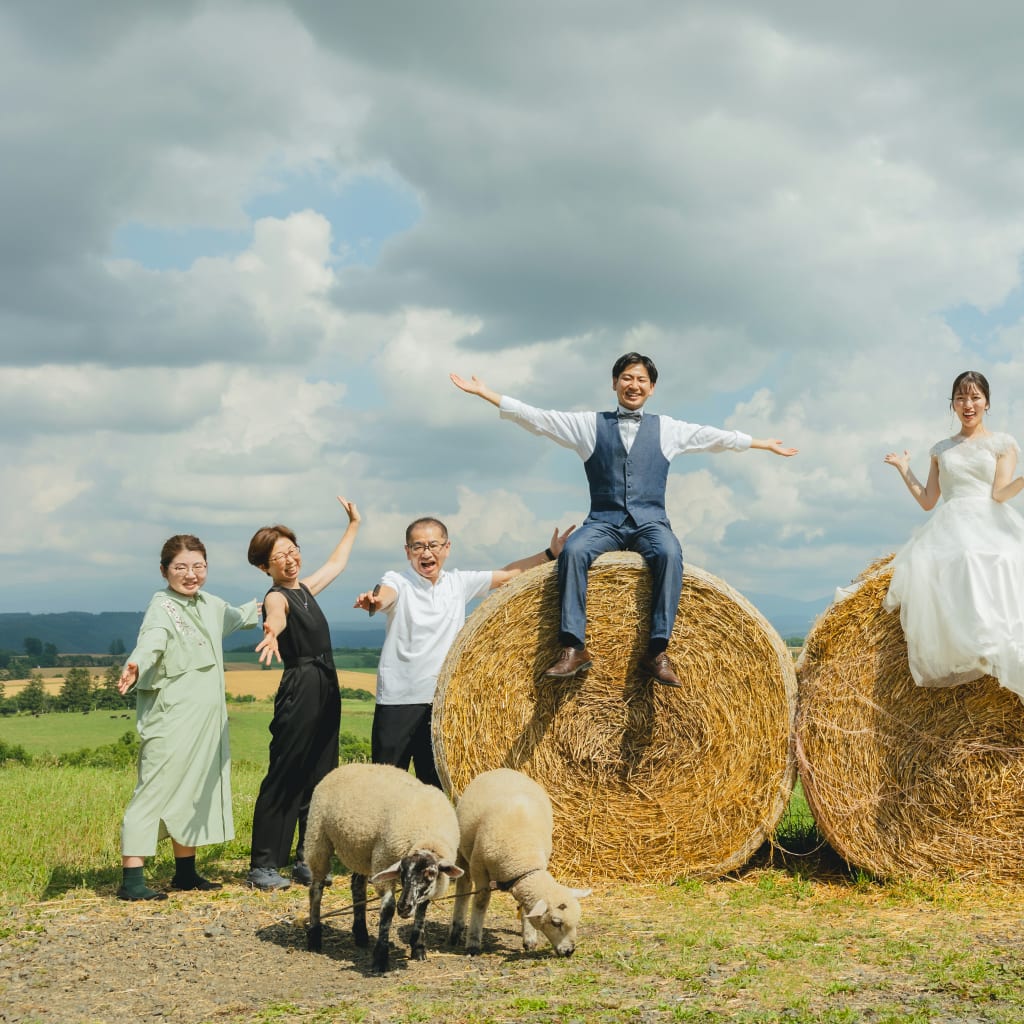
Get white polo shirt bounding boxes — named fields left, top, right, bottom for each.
left=376, top=566, right=493, bottom=705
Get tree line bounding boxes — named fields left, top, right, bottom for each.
left=0, top=665, right=135, bottom=716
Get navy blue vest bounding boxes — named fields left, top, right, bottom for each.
left=583, top=412, right=670, bottom=526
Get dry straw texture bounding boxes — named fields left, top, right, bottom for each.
left=797, top=556, right=1024, bottom=880
left=433, top=553, right=797, bottom=884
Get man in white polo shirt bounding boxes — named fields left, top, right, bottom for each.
left=354, top=517, right=573, bottom=788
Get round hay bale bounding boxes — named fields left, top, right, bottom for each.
left=797, top=555, right=1024, bottom=880
left=433, top=552, right=797, bottom=883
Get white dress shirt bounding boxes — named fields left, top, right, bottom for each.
left=498, top=397, right=752, bottom=458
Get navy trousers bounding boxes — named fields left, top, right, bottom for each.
left=557, top=518, right=683, bottom=647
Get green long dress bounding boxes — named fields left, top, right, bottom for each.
left=120, top=588, right=258, bottom=856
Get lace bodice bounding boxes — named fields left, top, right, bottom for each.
left=931, top=432, right=1020, bottom=501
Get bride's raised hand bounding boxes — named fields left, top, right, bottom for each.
left=884, top=450, right=911, bottom=476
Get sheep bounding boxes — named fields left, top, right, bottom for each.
left=304, top=762, right=463, bottom=974
left=449, top=768, right=591, bottom=957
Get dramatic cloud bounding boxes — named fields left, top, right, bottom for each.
left=3, top=0, right=1024, bottom=624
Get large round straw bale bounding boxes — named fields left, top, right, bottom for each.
left=797, top=555, right=1024, bottom=880
left=433, top=552, right=797, bottom=883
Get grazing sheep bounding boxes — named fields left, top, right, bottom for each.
left=449, top=768, right=591, bottom=957
left=304, top=763, right=463, bottom=974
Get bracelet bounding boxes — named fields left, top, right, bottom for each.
left=545, top=547, right=556, bottom=561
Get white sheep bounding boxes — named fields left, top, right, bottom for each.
left=449, top=768, right=591, bottom=957
left=304, top=762, right=463, bottom=974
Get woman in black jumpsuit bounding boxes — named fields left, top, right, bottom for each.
left=245, top=497, right=360, bottom=891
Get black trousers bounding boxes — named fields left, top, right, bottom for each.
left=249, top=665, right=340, bottom=869
left=371, top=703, right=442, bottom=790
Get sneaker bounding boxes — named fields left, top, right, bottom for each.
left=289, top=861, right=333, bottom=887
left=246, top=867, right=291, bottom=891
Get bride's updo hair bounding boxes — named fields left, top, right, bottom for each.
left=950, top=370, right=990, bottom=410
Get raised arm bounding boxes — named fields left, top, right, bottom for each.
left=992, top=449, right=1024, bottom=503
left=884, top=450, right=941, bottom=511
left=301, top=497, right=361, bottom=597
left=490, top=524, right=576, bottom=589
left=450, top=373, right=501, bottom=407
left=750, top=438, right=799, bottom=457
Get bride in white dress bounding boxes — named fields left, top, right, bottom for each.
left=883, top=370, right=1024, bottom=699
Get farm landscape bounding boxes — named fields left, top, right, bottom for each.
left=3, top=661, right=1024, bottom=1023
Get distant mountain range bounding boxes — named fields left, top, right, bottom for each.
left=0, top=592, right=829, bottom=655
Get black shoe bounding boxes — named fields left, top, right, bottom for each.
left=543, top=646, right=594, bottom=678
left=171, top=875, right=223, bottom=892
left=116, top=885, right=168, bottom=902
left=289, top=861, right=333, bottom=887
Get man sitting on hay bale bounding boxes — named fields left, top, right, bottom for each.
left=452, top=353, right=797, bottom=687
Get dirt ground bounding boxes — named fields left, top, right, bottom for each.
left=4, top=873, right=1024, bottom=1024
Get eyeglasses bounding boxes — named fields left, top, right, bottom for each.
left=269, top=547, right=301, bottom=565
left=169, top=562, right=207, bottom=576
left=407, top=540, right=448, bottom=554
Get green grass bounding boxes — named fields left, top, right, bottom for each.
left=0, top=699, right=374, bottom=765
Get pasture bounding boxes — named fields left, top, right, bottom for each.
left=2, top=678, right=1024, bottom=1022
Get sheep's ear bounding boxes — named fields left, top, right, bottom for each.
left=571, top=887, right=593, bottom=899
left=440, top=861, right=464, bottom=879
left=525, top=899, right=548, bottom=922
left=370, top=861, right=403, bottom=884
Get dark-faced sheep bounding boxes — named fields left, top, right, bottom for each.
left=304, top=763, right=463, bottom=973
left=449, top=768, right=591, bottom=957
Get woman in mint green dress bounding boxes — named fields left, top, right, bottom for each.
left=116, top=534, right=259, bottom=901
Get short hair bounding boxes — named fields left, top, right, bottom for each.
left=950, top=370, right=990, bottom=409
left=405, top=517, right=449, bottom=546
left=612, top=352, right=658, bottom=384
left=247, top=525, right=298, bottom=568
left=160, top=534, right=206, bottom=571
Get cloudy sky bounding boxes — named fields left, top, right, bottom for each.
left=3, top=1, right=1024, bottom=627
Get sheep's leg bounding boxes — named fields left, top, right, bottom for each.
left=449, top=867, right=472, bottom=947
left=520, top=904, right=540, bottom=951
left=466, top=885, right=492, bottom=956
left=408, top=898, right=430, bottom=961
left=372, top=888, right=396, bottom=974
left=351, top=873, right=370, bottom=948
left=307, top=878, right=325, bottom=952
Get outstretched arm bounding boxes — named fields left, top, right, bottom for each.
left=884, top=451, right=940, bottom=511
left=354, top=583, right=398, bottom=616
left=490, top=524, right=576, bottom=589
left=451, top=373, right=501, bottom=407
left=750, top=438, right=799, bottom=457
left=301, top=497, right=362, bottom=597
left=992, top=449, right=1024, bottom=503
left=255, top=590, right=289, bottom=666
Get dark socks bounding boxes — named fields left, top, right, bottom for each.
left=171, top=855, right=222, bottom=892
left=558, top=632, right=585, bottom=649
left=117, top=865, right=167, bottom=901
left=646, top=637, right=669, bottom=657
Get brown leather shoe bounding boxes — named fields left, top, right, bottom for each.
left=639, top=652, right=682, bottom=687
left=544, top=646, right=594, bottom=678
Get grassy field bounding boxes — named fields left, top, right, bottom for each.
left=0, top=698, right=374, bottom=765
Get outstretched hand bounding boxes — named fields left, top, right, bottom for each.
left=766, top=440, right=799, bottom=457
left=450, top=373, right=501, bottom=407
left=118, top=663, right=139, bottom=696
left=548, top=524, right=577, bottom=558
left=884, top=450, right=911, bottom=475
left=354, top=585, right=384, bottom=616
left=337, top=496, right=361, bottom=524
left=255, top=625, right=281, bottom=667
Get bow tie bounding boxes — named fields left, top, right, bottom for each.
left=617, top=411, right=642, bottom=421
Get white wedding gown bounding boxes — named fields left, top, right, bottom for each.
left=884, top=432, right=1024, bottom=698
